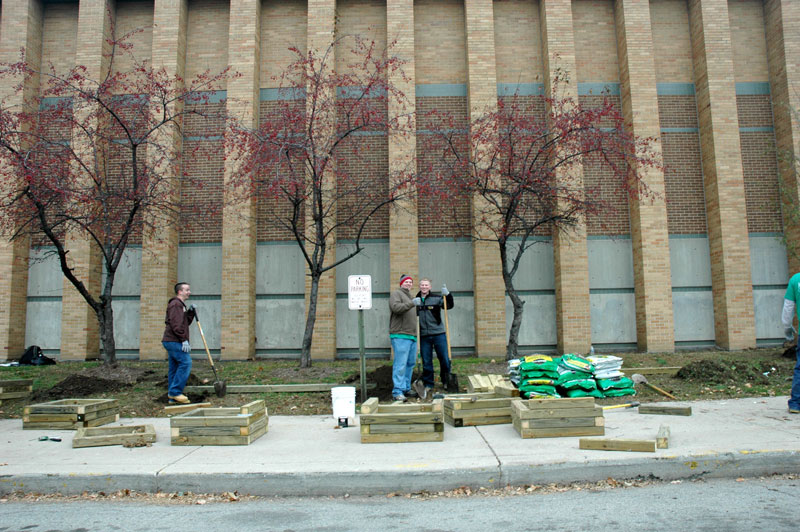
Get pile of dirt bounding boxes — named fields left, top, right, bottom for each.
left=345, top=364, right=421, bottom=402
left=676, top=359, right=774, bottom=385
left=30, top=365, right=157, bottom=402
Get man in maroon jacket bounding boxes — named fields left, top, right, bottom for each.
left=162, top=282, right=196, bottom=404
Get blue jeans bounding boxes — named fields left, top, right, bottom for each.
left=420, top=333, right=451, bottom=388
left=791, top=344, right=800, bottom=410
left=390, top=337, right=417, bottom=397
left=164, top=341, right=192, bottom=397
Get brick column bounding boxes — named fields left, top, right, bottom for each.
left=306, top=0, right=337, bottom=359
left=219, top=0, right=260, bottom=360
left=60, top=0, right=113, bottom=361
left=687, top=0, right=755, bottom=349
left=387, top=0, right=419, bottom=289
left=0, top=0, right=43, bottom=360
left=464, top=0, right=505, bottom=357
left=540, top=0, right=591, bottom=354
left=765, top=0, right=800, bottom=275
left=139, top=0, right=188, bottom=360
left=614, top=0, right=675, bottom=352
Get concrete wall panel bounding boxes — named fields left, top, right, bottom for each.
left=256, top=243, right=305, bottom=295
left=749, top=234, right=788, bottom=286
left=418, top=240, right=473, bottom=291
left=178, top=245, right=222, bottom=295
left=335, top=242, right=390, bottom=294
left=590, top=292, right=637, bottom=345
left=669, top=236, right=712, bottom=287
left=508, top=294, right=557, bottom=348
left=27, top=248, right=62, bottom=296
left=111, top=299, right=140, bottom=350
left=588, top=238, right=634, bottom=289
left=255, top=297, right=304, bottom=351
left=506, top=240, right=555, bottom=291
left=25, top=300, right=61, bottom=352
left=672, top=290, right=716, bottom=342
left=753, top=288, right=784, bottom=340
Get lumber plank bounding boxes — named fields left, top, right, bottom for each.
left=656, top=424, right=670, bottom=449
left=638, top=405, right=692, bottom=416
left=444, top=413, right=510, bottom=427
left=72, top=425, right=156, bottom=448
left=360, top=412, right=442, bottom=425
left=164, top=402, right=211, bottom=415
left=514, top=406, right=603, bottom=419
left=520, top=416, right=604, bottom=429
left=364, top=423, right=438, bottom=434
left=445, top=397, right=512, bottom=411
left=0, top=379, right=33, bottom=387
left=444, top=406, right=510, bottom=420
left=579, top=438, right=656, bottom=452
left=85, top=413, right=119, bottom=427
left=184, top=383, right=336, bottom=393
left=360, top=397, right=379, bottom=414
left=519, top=397, right=596, bottom=410
left=493, top=381, right=520, bottom=397
left=361, top=431, right=444, bottom=444
left=171, top=410, right=265, bottom=427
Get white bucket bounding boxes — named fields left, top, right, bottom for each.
left=331, top=386, right=356, bottom=421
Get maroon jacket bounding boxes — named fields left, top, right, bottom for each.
left=162, top=297, right=195, bottom=343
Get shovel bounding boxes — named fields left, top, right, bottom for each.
left=442, top=294, right=459, bottom=393
left=632, top=373, right=675, bottom=400
left=194, top=309, right=226, bottom=398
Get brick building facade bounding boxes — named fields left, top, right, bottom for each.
left=0, top=0, right=798, bottom=361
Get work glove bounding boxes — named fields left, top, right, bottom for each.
left=441, top=284, right=449, bottom=297
left=785, top=327, right=794, bottom=342
left=187, top=304, right=197, bottom=317
left=411, top=297, right=422, bottom=306
left=181, top=340, right=191, bottom=353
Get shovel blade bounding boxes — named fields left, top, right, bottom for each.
left=214, top=380, right=227, bottom=397
left=445, top=372, right=459, bottom=393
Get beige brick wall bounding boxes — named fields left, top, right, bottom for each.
left=306, top=0, right=337, bottom=359
left=688, top=0, right=755, bottom=349
left=185, top=0, right=229, bottom=89
left=494, top=0, right=542, bottom=83
left=387, top=0, right=419, bottom=302
left=414, top=0, right=466, bottom=84
left=614, top=0, right=675, bottom=352
left=649, top=0, right=694, bottom=83
left=60, top=0, right=113, bottom=361
left=112, top=0, right=153, bottom=76
left=728, top=0, right=769, bottom=82
left=221, top=0, right=260, bottom=360
left=766, top=0, right=800, bottom=274
left=0, top=0, right=42, bottom=360
left=260, top=0, right=306, bottom=87
left=573, top=0, right=619, bottom=83
left=540, top=0, right=591, bottom=355
left=41, top=2, right=78, bottom=87
left=336, top=0, right=386, bottom=76
left=140, top=0, right=188, bottom=361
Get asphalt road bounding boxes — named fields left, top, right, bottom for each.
left=1, top=476, right=796, bottom=532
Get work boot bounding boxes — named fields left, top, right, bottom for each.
left=168, top=394, right=190, bottom=404
left=392, top=394, right=407, bottom=402
left=790, top=407, right=800, bottom=414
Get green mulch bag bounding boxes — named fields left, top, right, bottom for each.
left=522, top=389, right=561, bottom=399
left=519, top=383, right=560, bottom=397
left=556, top=370, right=592, bottom=386
left=558, top=353, right=595, bottom=374
left=596, top=376, right=635, bottom=391
left=520, top=355, right=560, bottom=378
left=558, top=377, right=603, bottom=398
left=601, top=388, right=636, bottom=397
left=520, top=378, right=556, bottom=387
left=520, top=368, right=560, bottom=380
left=562, top=388, right=604, bottom=398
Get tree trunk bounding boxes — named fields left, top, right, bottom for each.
left=97, top=302, right=117, bottom=366
left=499, top=240, right=525, bottom=360
left=300, top=271, right=321, bottom=368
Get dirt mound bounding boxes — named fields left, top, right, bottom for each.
left=345, top=364, right=423, bottom=402
left=676, top=359, right=773, bottom=385
left=30, top=365, right=158, bottom=402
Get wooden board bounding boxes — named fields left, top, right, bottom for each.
left=361, top=423, right=444, bottom=435
left=184, top=383, right=337, bottom=393
left=171, top=423, right=267, bottom=446
left=360, top=412, right=443, bottom=425
left=444, top=413, right=511, bottom=427
left=0, top=379, right=33, bottom=388
left=579, top=438, right=656, bottom=452
left=638, top=405, right=692, bottom=416
left=513, top=419, right=604, bottom=438
left=23, top=413, right=119, bottom=430
left=24, top=399, right=119, bottom=415
left=73, top=424, right=156, bottom=448
left=518, top=416, right=604, bottom=429
left=444, top=397, right=512, bottom=411
left=169, top=400, right=268, bottom=446
left=444, top=406, right=511, bottom=419
left=164, top=402, right=211, bottom=416
left=656, top=424, right=670, bottom=449
left=0, top=391, right=31, bottom=400
left=172, top=415, right=268, bottom=437
left=361, top=431, right=444, bottom=444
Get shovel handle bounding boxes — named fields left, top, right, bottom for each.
left=195, top=318, right=214, bottom=368
left=644, top=382, right=677, bottom=400
left=442, top=296, right=452, bottom=363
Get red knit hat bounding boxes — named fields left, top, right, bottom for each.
left=399, top=274, right=413, bottom=286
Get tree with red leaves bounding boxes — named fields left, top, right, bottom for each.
left=0, top=29, right=233, bottom=365
left=425, top=80, right=660, bottom=359
left=231, top=37, right=417, bottom=368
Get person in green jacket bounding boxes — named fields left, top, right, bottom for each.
left=389, top=274, right=421, bottom=402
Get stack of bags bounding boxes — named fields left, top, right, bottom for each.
left=517, top=354, right=561, bottom=398
left=556, top=354, right=603, bottom=398
left=587, top=354, right=636, bottom=397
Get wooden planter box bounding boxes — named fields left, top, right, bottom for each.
left=359, top=398, right=444, bottom=443
left=443, top=392, right=514, bottom=427
left=73, top=424, right=157, bottom=448
left=511, top=397, right=604, bottom=439
left=0, top=379, right=33, bottom=405
left=23, top=399, right=119, bottom=430
left=170, top=400, right=268, bottom=446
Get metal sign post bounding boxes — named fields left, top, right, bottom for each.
left=348, top=275, right=372, bottom=402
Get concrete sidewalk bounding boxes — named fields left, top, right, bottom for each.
left=1, top=396, right=798, bottom=497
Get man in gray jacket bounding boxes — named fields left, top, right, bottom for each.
left=389, top=274, right=420, bottom=402
left=416, top=278, right=454, bottom=397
